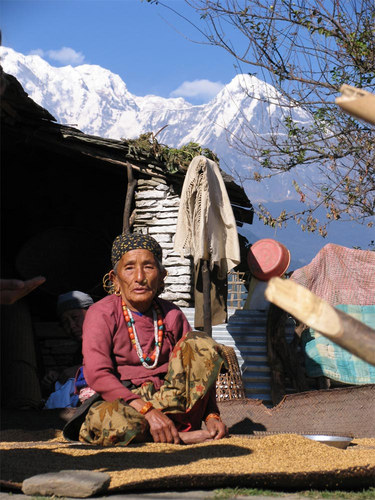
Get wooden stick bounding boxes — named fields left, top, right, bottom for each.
left=202, top=259, right=212, bottom=337
left=265, top=277, right=375, bottom=366
left=122, top=163, right=137, bottom=234
left=336, top=84, right=375, bottom=125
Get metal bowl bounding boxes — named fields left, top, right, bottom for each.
left=303, top=434, right=353, bottom=449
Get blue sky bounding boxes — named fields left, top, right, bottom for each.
left=1, top=0, right=374, bottom=254
left=1, top=0, right=243, bottom=103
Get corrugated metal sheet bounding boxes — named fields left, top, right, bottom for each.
left=181, top=307, right=295, bottom=407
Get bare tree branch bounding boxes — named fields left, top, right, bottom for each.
left=153, top=0, right=375, bottom=233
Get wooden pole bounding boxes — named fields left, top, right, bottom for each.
left=202, top=259, right=212, bottom=336
left=265, top=277, right=375, bottom=366
left=122, top=163, right=137, bottom=234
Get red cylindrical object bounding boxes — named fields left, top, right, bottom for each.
left=247, top=238, right=290, bottom=281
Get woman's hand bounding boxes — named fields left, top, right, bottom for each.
left=205, top=417, right=228, bottom=440
left=129, top=399, right=180, bottom=444
left=144, top=408, right=181, bottom=444
left=0, top=276, right=45, bottom=305
left=58, top=365, right=80, bottom=384
left=41, top=369, right=59, bottom=388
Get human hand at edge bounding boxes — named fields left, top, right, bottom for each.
left=0, top=276, right=46, bottom=305
left=205, top=417, right=228, bottom=440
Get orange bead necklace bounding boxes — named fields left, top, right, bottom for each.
left=121, top=300, right=164, bottom=369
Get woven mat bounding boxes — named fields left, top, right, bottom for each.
left=1, top=386, right=375, bottom=493
left=218, top=384, right=375, bottom=438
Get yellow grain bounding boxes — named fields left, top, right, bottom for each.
left=2, top=434, right=374, bottom=489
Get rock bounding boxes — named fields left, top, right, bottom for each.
left=165, top=275, right=191, bottom=284
left=22, top=470, right=111, bottom=498
left=168, top=284, right=192, bottom=293
left=135, top=189, right=166, bottom=199
left=149, top=225, right=177, bottom=234
left=163, top=256, right=191, bottom=266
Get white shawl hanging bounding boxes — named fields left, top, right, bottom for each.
left=174, top=155, right=240, bottom=278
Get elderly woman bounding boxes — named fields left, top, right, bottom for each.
left=42, top=291, right=94, bottom=403
left=71, top=233, right=228, bottom=446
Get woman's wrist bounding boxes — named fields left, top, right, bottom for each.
left=139, top=401, right=154, bottom=415
left=128, top=398, right=155, bottom=415
left=205, top=412, right=221, bottom=423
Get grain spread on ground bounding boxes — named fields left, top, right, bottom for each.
left=1, top=433, right=374, bottom=490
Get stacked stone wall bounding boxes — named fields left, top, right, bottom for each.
left=133, top=178, right=194, bottom=308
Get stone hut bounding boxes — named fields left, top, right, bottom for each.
left=1, top=68, right=253, bottom=392
left=1, top=68, right=253, bottom=312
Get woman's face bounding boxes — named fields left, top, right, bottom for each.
left=61, top=308, right=87, bottom=340
left=111, top=249, right=165, bottom=313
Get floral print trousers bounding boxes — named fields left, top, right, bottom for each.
left=79, top=331, right=226, bottom=446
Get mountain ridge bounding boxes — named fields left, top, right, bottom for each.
left=0, top=46, right=310, bottom=203
left=1, top=46, right=373, bottom=267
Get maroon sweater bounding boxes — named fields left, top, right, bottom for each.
left=82, top=295, right=192, bottom=403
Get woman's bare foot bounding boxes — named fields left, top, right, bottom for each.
left=178, top=430, right=213, bottom=444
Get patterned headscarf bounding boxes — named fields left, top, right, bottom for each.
left=111, top=233, right=163, bottom=267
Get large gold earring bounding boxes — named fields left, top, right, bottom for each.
left=114, top=288, right=121, bottom=297
left=103, top=272, right=115, bottom=295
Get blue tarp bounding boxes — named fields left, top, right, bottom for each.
left=302, top=304, right=375, bottom=385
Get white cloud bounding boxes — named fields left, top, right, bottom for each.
left=47, top=47, right=85, bottom=64
left=29, top=47, right=85, bottom=65
left=170, top=79, right=224, bottom=101
left=29, top=49, right=45, bottom=57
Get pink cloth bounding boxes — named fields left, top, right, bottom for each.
left=82, top=295, right=191, bottom=403
left=291, top=243, right=375, bottom=306
left=78, top=386, right=96, bottom=404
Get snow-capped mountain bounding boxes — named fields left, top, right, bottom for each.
left=2, top=46, right=373, bottom=267
left=0, top=46, right=312, bottom=203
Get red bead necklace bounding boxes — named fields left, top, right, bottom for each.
left=121, top=300, right=164, bottom=369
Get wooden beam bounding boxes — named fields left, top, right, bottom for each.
left=122, top=163, right=137, bottom=234
left=231, top=205, right=254, bottom=224
left=202, top=259, right=212, bottom=337
left=265, top=277, right=375, bottom=366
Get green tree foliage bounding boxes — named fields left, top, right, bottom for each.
left=151, top=0, right=375, bottom=234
